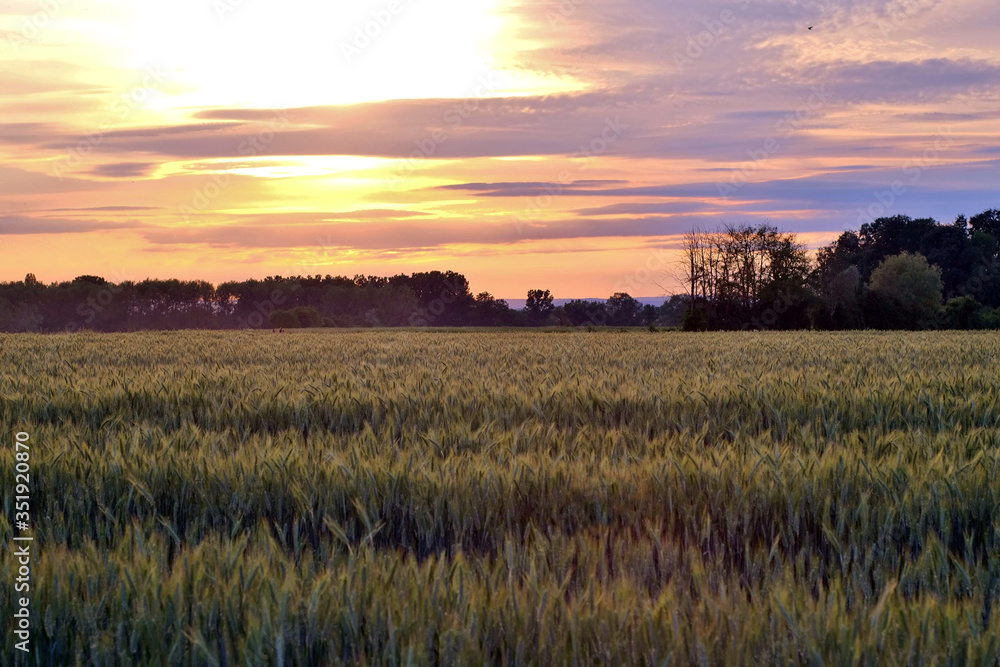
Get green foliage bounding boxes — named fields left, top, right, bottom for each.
left=291, top=306, right=323, bottom=328
left=943, top=295, right=981, bottom=329
left=3, top=330, right=1000, bottom=664
left=682, top=224, right=812, bottom=329
left=816, top=209, right=1000, bottom=320
left=976, top=307, right=1000, bottom=330
left=868, top=252, right=943, bottom=329
left=269, top=309, right=298, bottom=328
left=814, top=266, right=862, bottom=330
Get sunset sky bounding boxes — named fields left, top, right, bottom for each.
left=2, top=0, right=999, bottom=298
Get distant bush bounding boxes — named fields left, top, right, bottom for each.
left=269, top=310, right=298, bottom=328
left=978, top=307, right=1000, bottom=330
left=943, top=296, right=981, bottom=329
left=291, top=307, right=323, bottom=328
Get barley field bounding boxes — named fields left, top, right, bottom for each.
left=2, top=330, right=1000, bottom=665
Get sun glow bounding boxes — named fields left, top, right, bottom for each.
left=107, top=0, right=559, bottom=111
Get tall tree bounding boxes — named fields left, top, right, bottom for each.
left=606, top=292, right=642, bottom=326
left=681, top=224, right=811, bottom=329
left=866, top=252, right=943, bottom=330
left=524, top=289, right=554, bottom=325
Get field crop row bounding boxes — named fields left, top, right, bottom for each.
left=2, top=330, right=999, bottom=665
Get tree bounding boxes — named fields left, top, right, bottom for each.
left=291, top=306, right=323, bottom=328
left=72, top=275, right=107, bottom=285
left=814, top=230, right=863, bottom=288
left=818, top=266, right=863, bottom=330
left=606, top=292, right=641, bottom=326
left=943, top=295, right=981, bottom=329
left=562, top=299, right=606, bottom=326
left=680, top=223, right=811, bottom=329
left=856, top=216, right=938, bottom=276
left=24, top=273, right=38, bottom=286
left=658, top=295, right=690, bottom=328
left=867, top=252, right=942, bottom=329
left=524, top=289, right=554, bottom=324
left=473, top=292, right=513, bottom=326
left=269, top=310, right=298, bottom=328
left=919, top=224, right=973, bottom=298
left=970, top=208, right=1000, bottom=239
left=816, top=216, right=939, bottom=286
left=641, top=304, right=658, bottom=326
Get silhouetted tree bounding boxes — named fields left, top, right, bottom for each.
left=561, top=299, right=606, bottom=326
left=524, top=289, right=554, bottom=325
left=681, top=224, right=811, bottom=329
left=473, top=292, right=513, bottom=326
left=813, top=266, right=863, bottom=330
left=970, top=209, right=1000, bottom=238
left=606, top=292, right=642, bottom=326
left=641, top=304, right=658, bottom=326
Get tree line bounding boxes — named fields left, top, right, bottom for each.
left=4, top=207, right=998, bottom=332
left=0, top=270, right=660, bottom=332
left=677, top=208, right=1000, bottom=330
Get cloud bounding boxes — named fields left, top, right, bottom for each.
left=0, top=216, right=137, bottom=234
left=0, top=165, right=108, bottom=195
left=90, top=162, right=157, bottom=178
left=0, top=122, right=65, bottom=144
left=35, top=94, right=638, bottom=161
left=575, top=202, right=716, bottom=216
left=801, top=58, right=1000, bottom=102
left=138, top=214, right=700, bottom=250
left=436, top=180, right=629, bottom=196
left=44, top=206, right=160, bottom=212
left=332, top=209, right=432, bottom=220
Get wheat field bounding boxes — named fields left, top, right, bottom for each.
left=2, top=330, right=1000, bottom=665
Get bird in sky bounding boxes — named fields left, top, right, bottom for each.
left=808, top=26, right=813, bottom=30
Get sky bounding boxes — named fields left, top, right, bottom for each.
left=2, top=0, right=999, bottom=298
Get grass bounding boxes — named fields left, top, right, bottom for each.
left=2, top=330, right=1000, bottom=665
